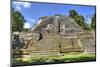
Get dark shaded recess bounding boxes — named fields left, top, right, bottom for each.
left=38, top=32, right=43, bottom=41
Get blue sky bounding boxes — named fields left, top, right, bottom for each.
left=12, top=1, right=96, bottom=28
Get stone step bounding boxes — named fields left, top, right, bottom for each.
left=31, top=51, right=59, bottom=53
left=30, top=51, right=61, bottom=56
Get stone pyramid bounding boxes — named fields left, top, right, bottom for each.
left=13, top=15, right=95, bottom=55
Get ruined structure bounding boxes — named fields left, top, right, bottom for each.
left=12, top=15, right=95, bottom=56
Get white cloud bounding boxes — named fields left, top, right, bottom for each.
left=85, top=18, right=91, bottom=24
left=28, top=18, right=35, bottom=22
left=15, top=6, right=21, bottom=11
left=85, top=15, right=92, bottom=24
left=22, top=2, right=31, bottom=8
left=23, top=18, right=35, bottom=29
left=27, top=18, right=35, bottom=23
left=12, top=1, right=31, bottom=10
left=31, top=19, right=35, bottom=22
left=24, top=22, right=31, bottom=29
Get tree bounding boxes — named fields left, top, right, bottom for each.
left=83, top=23, right=91, bottom=31
left=69, top=10, right=86, bottom=29
left=11, top=9, right=25, bottom=33
left=74, top=15, right=85, bottom=27
left=23, top=28, right=31, bottom=32
left=69, top=10, right=78, bottom=18
left=91, top=13, right=96, bottom=30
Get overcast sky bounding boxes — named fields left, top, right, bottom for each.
left=12, top=1, right=96, bottom=28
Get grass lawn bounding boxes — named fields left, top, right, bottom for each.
left=12, top=53, right=96, bottom=66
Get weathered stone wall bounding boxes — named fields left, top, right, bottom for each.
left=79, top=33, right=95, bottom=54
left=12, top=31, right=95, bottom=55
left=60, top=35, right=84, bottom=52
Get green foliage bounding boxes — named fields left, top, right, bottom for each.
left=83, top=23, right=92, bottom=31
left=69, top=10, right=90, bottom=30
left=12, top=9, right=26, bottom=33
left=91, top=13, right=96, bottom=30
left=23, top=28, right=30, bottom=32
left=74, top=15, right=85, bottom=28
left=69, top=10, right=96, bottom=31
left=69, top=10, right=78, bottom=18
left=69, top=10, right=84, bottom=27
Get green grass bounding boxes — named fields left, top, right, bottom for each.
left=12, top=53, right=96, bottom=66
left=60, top=54, right=95, bottom=62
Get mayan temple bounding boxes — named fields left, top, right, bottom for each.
left=12, top=14, right=95, bottom=56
